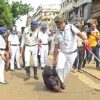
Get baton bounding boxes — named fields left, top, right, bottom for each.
left=86, top=46, right=100, bottom=63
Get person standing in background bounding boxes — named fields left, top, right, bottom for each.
left=8, top=27, right=21, bottom=71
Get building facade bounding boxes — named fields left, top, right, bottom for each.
left=31, top=5, right=60, bottom=31
left=91, top=0, right=100, bottom=30
left=61, top=0, right=92, bottom=27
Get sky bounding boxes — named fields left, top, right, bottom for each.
left=8, top=0, right=61, bottom=31
left=8, top=0, right=61, bottom=10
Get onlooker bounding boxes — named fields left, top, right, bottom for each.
left=73, top=27, right=87, bottom=72
left=8, top=27, right=21, bottom=71
left=87, top=23, right=100, bottom=70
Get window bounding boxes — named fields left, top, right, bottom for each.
left=61, top=4, right=63, bottom=8
left=63, top=2, right=64, bottom=7
left=80, top=5, right=84, bottom=17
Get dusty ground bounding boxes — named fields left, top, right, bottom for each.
left=0, top=55, right=100, bottom=100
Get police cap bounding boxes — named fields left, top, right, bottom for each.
left=54, top=16, right=64, bottom=24
left=31, top=20, right=38, bottom=28
left=0, top=27, right=7, bottom=33
left=41, top=23, right=47, bottom=29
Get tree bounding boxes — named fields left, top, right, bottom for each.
left=0, top=0, right=13, bottom=27
left=11, top=1, right=34, bottom=25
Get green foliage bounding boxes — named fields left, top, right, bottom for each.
left=0, top=0, right=13, bottom=27
left=11, top=1, right=34, bottom=25
left=0, top=0, right=34, bottom=27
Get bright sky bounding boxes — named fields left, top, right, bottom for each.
left=9, top=0, right=61, bottom=10
left=8, top=0, right=61, bottom=31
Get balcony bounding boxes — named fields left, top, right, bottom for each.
left=91, top=1, right=100, bottom=18
left=92, top=3, right=100, bottom=13
left=76, top=0, right=92, bottom=7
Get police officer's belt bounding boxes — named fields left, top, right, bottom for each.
left=25, top=44, right=37, bottom=47
left=11, top=44, right=19, bottom=46
left=42, top=44, right=48, bottom=45
left=63, top=49, right=78, bottom=54
left=0, top=48, right=5, bottom=51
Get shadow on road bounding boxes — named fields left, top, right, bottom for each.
left=10, top=71, right=25, bottom=79
left=25, top=81, right=55, bottom=93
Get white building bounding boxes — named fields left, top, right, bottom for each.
left=30, top=4, right=60, bottom=31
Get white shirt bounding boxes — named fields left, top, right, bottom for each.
left=8, top=34, right=20, bottom=45
left=0, top=35, right=6, bottom=49
left=91, top=29, right=99, bottom=33
left=38, top=31, right=49, bottom=44
left=55, top=24, right=80, bottom=54
left=21, top=27, right=39, bottom=47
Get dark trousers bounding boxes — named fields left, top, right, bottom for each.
left=37, top=55, right=41, bottom=66
left=87, top=46, right=99, bottom=68
left=73, top=47, right=85, bottom=70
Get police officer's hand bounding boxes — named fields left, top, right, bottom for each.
left=52, top=65, right=56, bottom=73
left=38, top=39, right=42, bottom=47
left=51, top=64, right=58, bottom=77
left=82, top=39, right=88, bottom=46
left=53, top=64, right=56, bottom=69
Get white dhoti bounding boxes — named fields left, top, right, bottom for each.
left=56, top=50, right=77, bottom=83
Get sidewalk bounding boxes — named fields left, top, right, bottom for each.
left=81, top=63, right=100, bottom=80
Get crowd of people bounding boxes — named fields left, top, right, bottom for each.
left=0, top=16, right=100, bottom=92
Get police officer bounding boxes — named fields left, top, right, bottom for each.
left=0, top=27, right=8, bottom=85
left=38, top=23, right=49, bottom=70
left=8, top=27, right=21, bottom=71
left=53, top=16, right=88, bottom=89
left=21, top=20, right=39, bottom=80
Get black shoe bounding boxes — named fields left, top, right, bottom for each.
left=24, top=75, right=30, bottom=81
left=34, top=74, right=39, bottom=80
left=60, top=82, right=66, bottom=89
